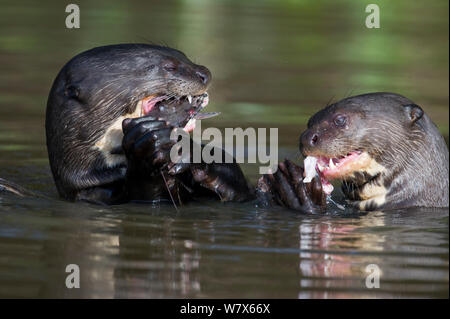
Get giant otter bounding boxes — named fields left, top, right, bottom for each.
left=0, top=43, right=321, bottom=208
left=258, top=92, right=449, bottom=212
left=43, top=44, right=252, bottom=205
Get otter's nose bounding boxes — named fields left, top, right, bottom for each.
left=299, top=130, right=319, bottom=154
left=301, top=130, right=319, bottom=147
left=195, top=67, right=211, bottom=86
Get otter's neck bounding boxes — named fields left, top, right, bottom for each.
left=347, top=116, right=449, bottom=211
left=383, top=117, right=449, bottom=210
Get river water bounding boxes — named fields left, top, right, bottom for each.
left=0, top=0, right=448, bottom=298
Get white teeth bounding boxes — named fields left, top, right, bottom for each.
left=318, top=163, right=325, bottom=172
left=329, top=158, right=336, bottom=169
left=187, top=95, right=193, bottom=104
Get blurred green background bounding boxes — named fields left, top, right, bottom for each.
left=0, top=0, right=448, bottom=147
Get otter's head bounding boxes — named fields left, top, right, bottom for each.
left=46, top=44, right=212, bottom=199
left=300, top=92, right=448, bottom=210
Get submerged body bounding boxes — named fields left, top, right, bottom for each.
left=258, top=92, right=449, bottom=212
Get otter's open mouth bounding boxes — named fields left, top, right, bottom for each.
left=139, top=93, right=219, bottom=132
left=303, top=150, right=371, bottom=195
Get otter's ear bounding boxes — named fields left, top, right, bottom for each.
left=64, top=84, right=80, bottom=100
left=404, top=104, right=423, bottom=124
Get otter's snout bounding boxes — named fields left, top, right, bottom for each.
left=299, top=129, right=319, bottom=155
left=162, top=57, right=211, bottom=88
left=195, top=66, right=211, bottom=86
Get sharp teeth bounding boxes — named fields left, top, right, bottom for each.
left=329, top=158, right=336, bottom=169
left=187, top=95, right=193, bottom=104
left=318, top=163, right=325, bottom=172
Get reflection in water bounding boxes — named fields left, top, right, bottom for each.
left=0, top=195, right=448, bottom=298
left=113, top=215, right=203, bottom=298
left=297, top=214, right=386, bottom=298
left=0, top=0, right=448, bottom=298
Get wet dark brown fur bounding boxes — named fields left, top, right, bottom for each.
left=256, top=92, right=449, bottom=213
left=301, top=92, right=449, bottom=210
left=43, top=44, right=252, bottom=204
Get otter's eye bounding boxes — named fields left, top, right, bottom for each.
left=334, top=115, right=347, bottom=127
left=162, top=59, right=177, bottom=72
left=148, top=64, right=155, bottom=71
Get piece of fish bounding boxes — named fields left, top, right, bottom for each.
left=303, top=156, right=318, bottom=183
left=194, top=112, right=221, bottom=120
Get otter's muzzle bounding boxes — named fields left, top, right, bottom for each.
left=299, top=129, right=319, bottom=156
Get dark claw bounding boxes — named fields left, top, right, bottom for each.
left=310, top=176, right=326, bottom=207
left=255, top=159, right=327, bottom=214
left=122, top=120, right=166, bottom=154
left=132, top=128, right=173, bottom=160
left=122, top=117, right=176, bottom=176
left=122, top=116, right=159, bottom=134
left=284, top=159, right=304, bottom=184
left=187, top=160, right=252, bottom=202
left=273, top=165, right=301, bottom=210
left=294, top=179, right=316, bottom=213
left=168, top=162, right=191, bottom=175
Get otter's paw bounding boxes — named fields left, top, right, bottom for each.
left=168, top=162, right=252, bottom=202
left=256, top=159, right=326, bottom=214
left=196, top=163, right=252, bottom=202
left=122, top=116, right=176, bottom=171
